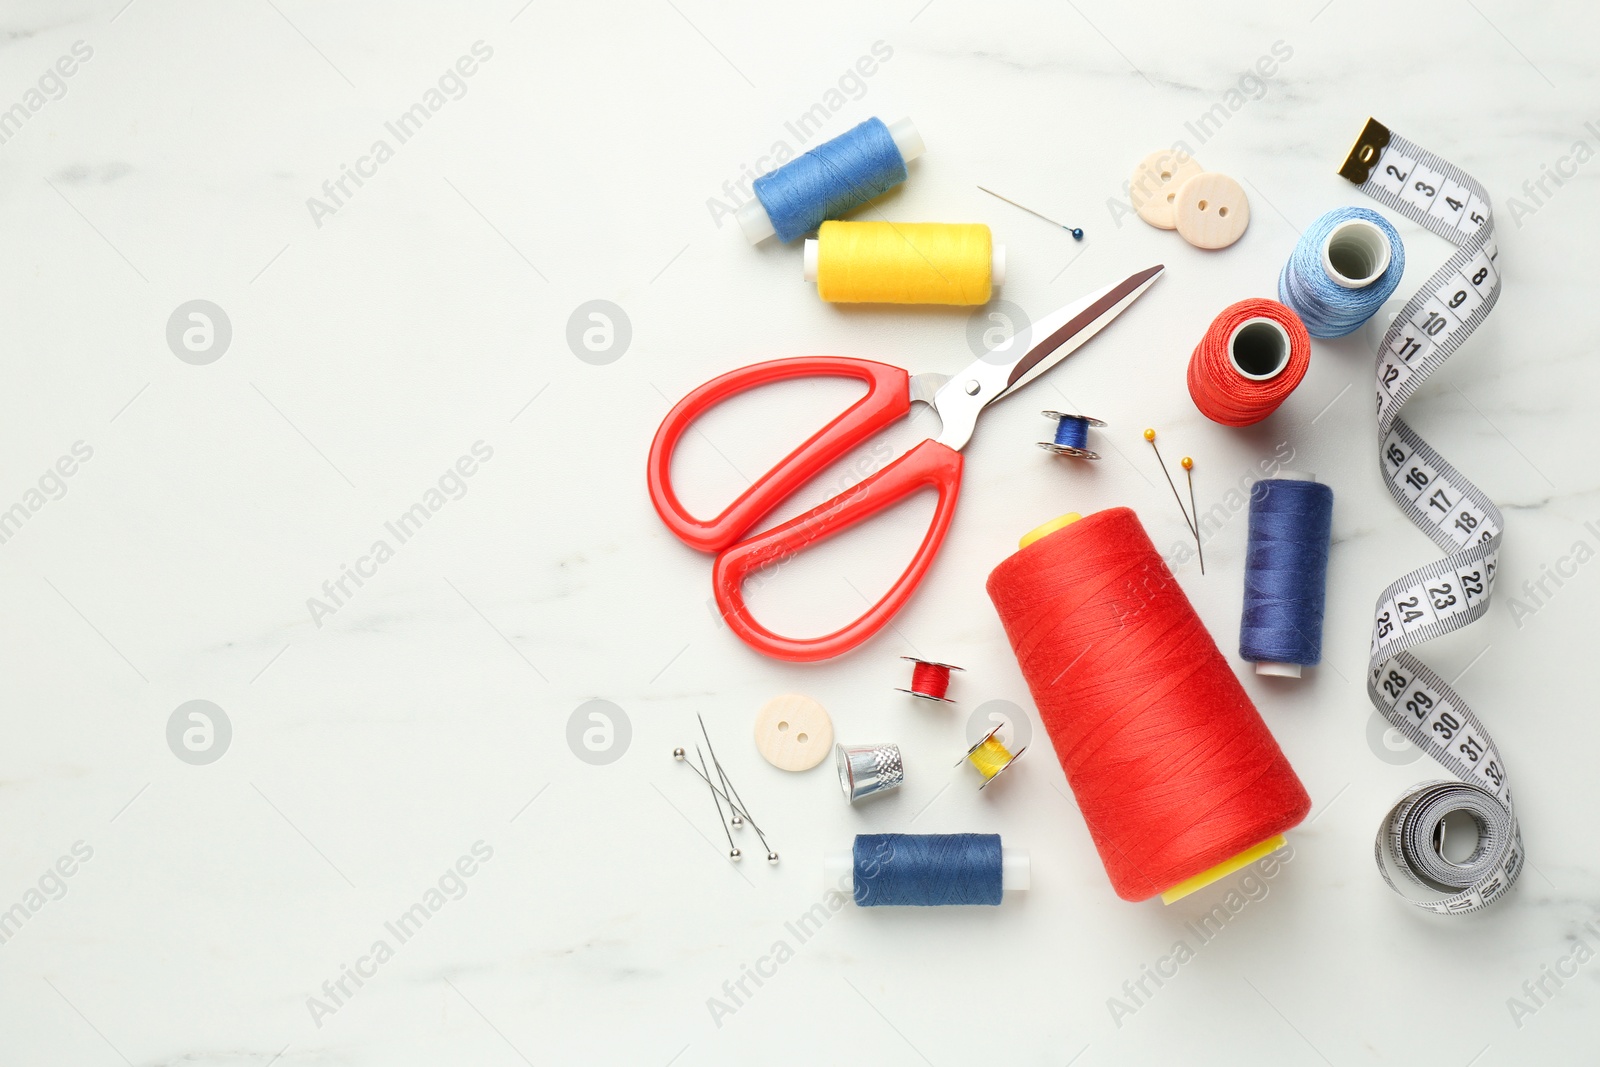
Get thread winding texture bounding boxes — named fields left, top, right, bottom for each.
left=1187, top=298, right=1310, bottom=427
left=986, top=508, right=1310, bottom=901
left=967, top=737, right=1012, bottom=780
left=1240, top=479, right=1334, bottom=667
left=852, top=833, right=1003, bottom=906
left=815, top=221, right=992, bottom=305
left=909, top=660, right=951, bottom=699
left=1278, top=207, right=1405, bottom=338
left=1053, top=416, right=1089, bottom=450
left=753, top=118, right=907, bottom=243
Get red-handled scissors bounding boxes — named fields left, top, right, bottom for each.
left=647, top=264, right=1164, bottom=662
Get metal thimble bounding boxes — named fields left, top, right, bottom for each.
left=835, top=742, right=904, bottom=803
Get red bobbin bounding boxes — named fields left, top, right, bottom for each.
left=896, top=656, right=964, bottom=703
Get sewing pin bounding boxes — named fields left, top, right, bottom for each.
left=696, top=745, right=740, bottom=861
left=1144, top=429, right=1201, bottom=564
left=676, top=751, right=761, bottom=829
left=698, top=714, right=778, bottom=863
left=978, top=186, right=1083, bottom=239
left=1182, top=456, right=1205, bottom=575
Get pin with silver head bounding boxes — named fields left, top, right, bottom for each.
left=699, top=713, right=776, bottom=862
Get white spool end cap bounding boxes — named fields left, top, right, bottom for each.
left=1321, top=217, right=1391, bottom=289
left=824, top=847, right=1031, bottom=896
left=1270, top=470, right=1316, bottom=483
left=991, top=243, right=1006, bottom=287
left=1255, top=660, right=1304, bottom=678
left=737, top=198, right=777, bottom=245
left=886, top=117, right=924, bottom=164
left=803, top=238, right=818, bottom=282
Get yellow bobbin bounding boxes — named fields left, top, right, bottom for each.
left=807, top=221, right=999, bottom=305
left=968, top=736, right=1012, bottom=778
left=956, top=724, right=1026, bottom=789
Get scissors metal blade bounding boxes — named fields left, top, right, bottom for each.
left=932, top=264, right=1164, bottom=450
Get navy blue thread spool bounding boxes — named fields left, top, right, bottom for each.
left=1038, top=410, right=1105, bottom=460
left=736, top=117, right=924, bottom=244
left=1240, top=472, right=1334, bottom=678
left=825, top=833, right=1030, bottom=906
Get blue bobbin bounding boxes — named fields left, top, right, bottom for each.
left=1038, top=410, right=1105, bottom=460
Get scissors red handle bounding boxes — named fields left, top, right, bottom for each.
left=648, top=356, right=911, bottom=552
left=647, top=356, right=963, bottom=661
left=711, top=438, right=962, bottom=660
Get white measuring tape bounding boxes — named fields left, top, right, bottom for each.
left=1341, top=118, right=1523, bottom=913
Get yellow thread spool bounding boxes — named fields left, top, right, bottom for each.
left=1017, top=510, right=1294, bottom=905
left=957, top=724, right=1026, bottom=788
left=805, top=221, right=1001, bottom=305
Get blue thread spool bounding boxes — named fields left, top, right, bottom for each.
left=1278, top=207, right=1404, bottom=338
left=825, top=834, right=1031, bottom=906
left=1240, top=472, right=1334, bottom=678
left=1038, top=410, right=1105, bottom=459
left=737, top=117, right=924, bottom=244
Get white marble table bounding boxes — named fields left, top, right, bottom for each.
left=3, top=0, right=1596, bottom=1063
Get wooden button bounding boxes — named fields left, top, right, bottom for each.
left=1173, top=172, right=1250, bottom=249
left=754, top=694, right=833, bottom=771
left=1131, top=149, right=1205, bottom=230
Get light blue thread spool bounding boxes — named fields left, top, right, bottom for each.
left=1038, top=410, right=1105, bottom=459
left=1278, top=207, right=1404, bottom=338
left=737, top=117, right=924, bottom=244
left=825, top=833, right=1030, bottom=906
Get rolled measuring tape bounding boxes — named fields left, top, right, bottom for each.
left=1340, top=118, right=1520, bottom=913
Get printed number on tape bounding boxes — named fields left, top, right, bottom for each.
left=1341, top=118, right=1521, bottom=914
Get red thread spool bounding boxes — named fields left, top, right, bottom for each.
left=1187, top=298, right=1310, bottom=427
left=986, top=508, right=1310, bottom=901
left=898, top=656, right=962, bottom=703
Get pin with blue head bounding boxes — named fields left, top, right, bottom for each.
left=977, top=186, right=1083, bottom=239
left=1038, top=410, right=1105, bottom=459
